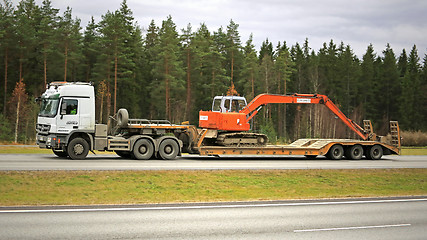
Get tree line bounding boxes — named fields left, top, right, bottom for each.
left=0, top=0, right=426, bottom=143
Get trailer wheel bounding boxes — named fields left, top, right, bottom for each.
left=67, top=138, right=89, bottom=160
left=366, top=145, right=383, bottom=160
left=345, top=144, right=363, bottom=160
left=327, top=144, right=344, bottom=160
left=132, top=139, right=154, bottom=160
left=159, top=138, right=179, bottom=160
left=52, top=149, right=68, bottom=158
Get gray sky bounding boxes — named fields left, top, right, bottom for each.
left=13, top=0, right=427, bottom=58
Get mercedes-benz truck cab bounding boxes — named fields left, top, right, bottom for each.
left=36, top=82, right=95, bottom=157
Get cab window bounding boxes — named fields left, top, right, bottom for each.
left=212, top=98, right=222, bottom=112
left=61, top=99, right=78, bottom=115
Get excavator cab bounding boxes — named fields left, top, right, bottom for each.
left=199, top=95, right=250, bottom=131
left=212, top=96, right=247, bottom=113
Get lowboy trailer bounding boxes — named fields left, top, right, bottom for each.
left=36, top=82, right=400, bottom=160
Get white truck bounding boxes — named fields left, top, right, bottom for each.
left=36, top=82, right=191, bottom=160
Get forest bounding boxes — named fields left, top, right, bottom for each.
left=0, top=0, right=426, bottom=143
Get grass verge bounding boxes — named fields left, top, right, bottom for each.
left=0, top=169, right=425, bottom=206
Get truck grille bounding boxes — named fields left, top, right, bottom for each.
left=36, top=124, right=51, bottom=134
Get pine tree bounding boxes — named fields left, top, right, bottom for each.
left=421, top=54, right=427, bottom=130
left=151, top=16, right=184, bottom=121
left=360, top=44, right=376, bottom=120
left=399, top=45, right=421, bottom=130
left=225, top=19, right=243, bottom=89
left=181, top=23, right=193, bottom=120
left=58, top=7, right=82, bottom=82
left=0, top=0, right=15, bottom=114
left=82, top=16, right=98, bottom=82
left=14, top=0, right=40, bottom=93
left=39, top=0, right=59, bottom=89
left=240, top=34, right=259, bottom=99
left=380, top=44, right=399, bottom=124
left=274, top=41, right=294, bottom=139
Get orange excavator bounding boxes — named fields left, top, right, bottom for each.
left=199, top=93, right=370, bottom=146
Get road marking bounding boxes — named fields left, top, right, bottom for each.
left=294, top=223, right=411, bottom=232
left=0, top=198, right=426, bottom=213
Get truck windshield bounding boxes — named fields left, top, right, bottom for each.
left=39, top=98, right=60, bottom=117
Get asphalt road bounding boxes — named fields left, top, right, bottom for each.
left=0, top=197, right=426, bottom=239
left=0, top=154, right=426, bottom=170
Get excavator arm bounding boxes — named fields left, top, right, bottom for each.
left=241, top=93, right=368, bottom=140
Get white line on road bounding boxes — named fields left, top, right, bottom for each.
left=1, top=198, right=426, bottom=213
left=294, top=223, right=411, bottom=232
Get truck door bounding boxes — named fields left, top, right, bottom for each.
left=57, top=98, right=79, bottom=134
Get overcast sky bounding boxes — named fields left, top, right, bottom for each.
left=12, top=0, right=427, bottom=59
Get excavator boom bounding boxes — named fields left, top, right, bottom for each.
left=241, top=94, right=367, bottom=140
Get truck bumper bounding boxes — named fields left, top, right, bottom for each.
left=36, top=133, right=66, bottom=150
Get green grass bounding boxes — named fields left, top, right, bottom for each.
left=401, top=147, right=427, bottom=155
left=0, top=169, right=426, bottom=206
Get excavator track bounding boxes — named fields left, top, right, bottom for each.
left=215, top=132, right=268, bottom=146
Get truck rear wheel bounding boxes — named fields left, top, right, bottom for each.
left=67, top=138, right=89, bottom=160
left=366, top=145, right=383, bottom=160
left=132, top=139, right=154, bottom=160
left=158, top=139, right=179, bottom=160
left=345, top=144, right=363, bottom=160
left=327, top=144, right=344, bottom=160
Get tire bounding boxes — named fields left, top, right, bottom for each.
left=67, top=138, right=89, bottom=160
left=345, top=144, right=363, bottom=160
left=366, top=145, right=383, bottom=160
left=327, top=144, right=344, bottom=160
left=132, top=139, right=154, bottom=160
left=52, top=149, right=68, bottom=158
left=117, top=108, right=129, bottom=127
left=115, top=150, right=132, bottom=159
left=158, top=138, right=179, bottom=160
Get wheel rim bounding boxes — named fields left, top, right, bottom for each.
left=373, top=148, right=379, bottom=156
left=139, top=145, right=147, bottom=154
left=73, top=144, right=84, bottom=155
left=333, top=149, right=340, bottom=157
left=164, top=145, right=173, bottom=154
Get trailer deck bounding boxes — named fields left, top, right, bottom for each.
left=199, top=138, right=400, bottom=157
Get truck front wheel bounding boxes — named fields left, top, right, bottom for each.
left=67, top=138, right=89, bottom=160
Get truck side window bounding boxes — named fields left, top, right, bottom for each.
left=61, top=99, right=78, bottom=115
